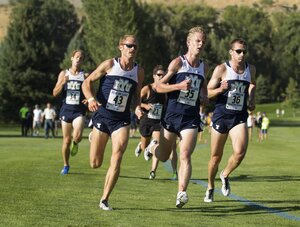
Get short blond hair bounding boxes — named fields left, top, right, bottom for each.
left=187, top=26, right=206, bottom=42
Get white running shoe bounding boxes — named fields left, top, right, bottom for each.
left=149, top=171, right=156, bottom=180
left=220, top=170, right=230, bottom=196
left=176, top=191, right=188, bottom=208
left=204, top=188, right=214, bottom=203
left=99, top=200, right=113, bottom=211
left=135, top=142, right=142, bottom=157
left=144, top=140, right=157, bottom=161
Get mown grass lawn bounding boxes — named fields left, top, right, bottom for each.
left=1, top=102, right=300, bottom=226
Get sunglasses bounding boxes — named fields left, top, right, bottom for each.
left=156, top=73, right=164, bottom=77
left=234, top=49, right=247, bottom=54
left=123, top=43, right=137, bottom=49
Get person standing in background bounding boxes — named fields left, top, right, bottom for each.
left=19, top=103, right=29, bottom=136
left=33, top=104, right=43, bottom=136
left=247, top=111, right=255, bottom=141
left=261, top=112, right=270, bottom=141
left=43, top=102, right=56, bottom=139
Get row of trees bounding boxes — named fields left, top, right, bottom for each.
left=0, top=0, right=299, bottom=121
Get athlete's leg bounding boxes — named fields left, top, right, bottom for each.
left=61, top=121, right=73, bottom=167
left=223, top=123, right=248, bottom=177
left=177, top=128, right=198, bottom=191
left=90, top=127, right=109, bottom=168
left=72, top=116, right=85, bottom=143
left=100, top=126, right=130, bottom=202
left=140, top=135, right=151, bottom=151
left=169, top=140, right=178, bottom=175
left=150, top=130, right=160, bottom=174
left=153, top=128, right=177, bottom=162
left=207, top=128, right=228, bottom=189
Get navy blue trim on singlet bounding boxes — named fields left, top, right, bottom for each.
left=182, top=55, right=203, bottom=65
left=226, top=61, right=248, bottom=68
left=115, top=57, right=137, bottom=67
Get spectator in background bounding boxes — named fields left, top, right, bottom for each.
left=43, top=102, right=56, bottom=139
left=276, top=108, right=280, bottom=118
left=19, top=103, right=29, bottom=136
left=25, top=107, right=33, bottom=136
left=261, top=112, right=270, bottom=141
left=33, top=104, right=43, bottom=136
left=256, top=111, right=262, bottom=142
left=247, top=111, right=255, bottom=141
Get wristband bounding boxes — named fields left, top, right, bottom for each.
left=87, top=97, right=95, bottom=103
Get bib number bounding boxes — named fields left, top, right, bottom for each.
left=106, top=89, right=129, bottom=112
left=66, top=91, right=80, bottom=105
left=177, top=88, right=199, bottom=106
left=226, top=91, right=244, bottom=111
left=147, top=103, right=163, bottom=120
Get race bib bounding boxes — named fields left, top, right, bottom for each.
left=177, top=88, right=199, bottom=106
left=147, top=103, right=163, bottom=120
left=106, top=89, right=129, bottom=112
left=226, top=91, right=245, bottom=111
left=66, top=91, right=80, bottom=105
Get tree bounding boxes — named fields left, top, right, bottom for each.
left=272, top=12, right=300, bottom=94
left=60, top=22, right=96, bottom=73
left=284, top=77, right=300, bottom=117
left=82, top=0, right=139, bottom=64
left=0, top=0, right=79, bottom=121
left=210, top=6, right=274, bottom=92
left=255, top=74, right=273, bottom=104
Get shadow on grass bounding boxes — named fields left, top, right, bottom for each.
left=119, top=175, right=176, bottom=182
left=231, top=174, right=300, bottom=182
left=115, top=200, right=300, bottom=218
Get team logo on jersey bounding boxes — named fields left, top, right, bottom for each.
left=230, top=82, right=246, bottom=93
left=185, top=75, right=202, bottom=88
left=113, top=79, right=132, bottom=92
left=67, top=81, right=81, bottom=90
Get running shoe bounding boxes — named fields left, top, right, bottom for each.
left=60, top=166, right=69, bottom=175
left=144, top=139, right=157, bottom=161
left=176, top=191, right=188, bottom=208
left=171, top=171, right=178, bottom=180
left=204, top=188, right=214, bottom=203
left=220, top=170, right=230, bottom=196
left=99, top=200, right=113, bottom=211
left=135, top=142, right=142, bottom=157
left=149, top=171, right=156, bottom=180
left=70, top=141, right=79, bottom=156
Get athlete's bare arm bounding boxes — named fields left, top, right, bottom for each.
left=207, top=64, right=228, bottom=99
left=154, top=57, right=191, bottom=93
left=82, top=58, right=114, bottom=112
left=53, top=70, right=67, bottom=97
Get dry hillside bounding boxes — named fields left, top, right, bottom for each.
left=143, top=0, right=299, bottom=9
left=0, top=0, right=299, bottom=41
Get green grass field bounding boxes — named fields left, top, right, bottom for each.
left=0, top=111, right=300, bottom=226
